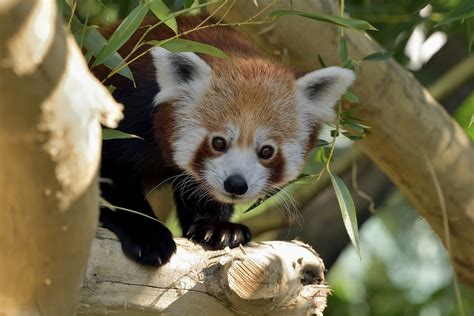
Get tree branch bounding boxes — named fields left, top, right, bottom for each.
left=78, top=228, right=328, bottom=315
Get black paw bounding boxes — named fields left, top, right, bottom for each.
left=185, top=221, right=251, bottom=249
left=119, top=223, right=177, bottom=267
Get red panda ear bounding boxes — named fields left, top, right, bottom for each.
left=296, top=67, right=355, bottom=123
left=151, top=47, right=212, bottom=106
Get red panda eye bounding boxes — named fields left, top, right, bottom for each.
left=212, top=136, right=227, bottom=152
left=259, top=145, right=274, bottom=160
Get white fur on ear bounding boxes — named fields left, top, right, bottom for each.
left=151, top=47, right=212, bottom=106
left=296, top=66, right=355, bottom=123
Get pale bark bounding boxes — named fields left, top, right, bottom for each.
left=78, top=228, right=328, bottom=315
left=214, top=0, right=474, bottom=288
left=0, top=1, right=122, bottom=315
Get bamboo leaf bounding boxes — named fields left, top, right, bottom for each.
left=343, top=90, right=359, bottom=103
left=60, top=0, right=134, bottom=81
left=435, top=0, right=474, bottom=27
left=244, top=173, right=311, bottom=213
left=102, top=129, right=143, bottom=140
left=362, top=52, right=393, bottom=62
left=314, top=147, right=328, bottom=163
left=339, top=36, right=348, bottom=64
left=147, top=38, right=229, bottom=59
left=329, top=172, right=361, bottom=257
left=93, top=3, right=149, bottom=67
left=150, top=0, right=178, bottom=34
left=269, top=10, right=377, bottom=31
left=81, top=27, right=135, bottom=81
left=318, top=53, right=327, bottom=67
left=316, top=139, right=330, bottom=147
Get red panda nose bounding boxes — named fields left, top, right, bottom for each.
left=224, top=175, right=248, bottom=196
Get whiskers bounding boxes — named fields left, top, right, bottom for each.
left=145, top=174, right=188, bottom=200
left=261, top=183, right=303, bottom=230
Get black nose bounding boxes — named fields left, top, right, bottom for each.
left=224, top=174, right=248, bottom=195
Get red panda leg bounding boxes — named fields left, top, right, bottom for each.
left=100, top=180, right=176, bottom=267
left=172, top=177, right=251, bottom=249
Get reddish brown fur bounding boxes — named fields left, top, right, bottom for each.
left=95, top=16, right=313, bottom=186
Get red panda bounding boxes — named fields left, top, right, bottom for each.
left=96, top=16, right=355, bottom=267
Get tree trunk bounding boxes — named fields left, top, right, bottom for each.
left=0, top=1, right=121, bottom=315
left=213, top=0, right=474, bottom=288
left=78, top=228, right=328, bottom=316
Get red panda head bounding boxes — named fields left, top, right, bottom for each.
left=151, top=47, right=354, bottom=204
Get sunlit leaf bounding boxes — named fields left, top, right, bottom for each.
left=314, top=147, right=328, bottom=163
left=244, top=173, right=311, bottom=213
left=150, top=0, right=178, bottom=34
left=93, top=3, right=149, bottom=67
left=362, top=52, right=393, bottom=62
left=102, top=129, right=143, bottom=140
left=147, top=38, right=229, bottom=59
left=269, top=10, right=377, bottom=31
left=329, top=172, right=360, bottom=257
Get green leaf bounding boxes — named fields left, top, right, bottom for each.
left=102, top=129, right=143, bottom=140
left=435, top=0, right=474, bottom=27
left=343, top=58, right=354, bottom=70
left=147, top=38, right=229, bottom=59
left=269, top=10, right=377, bottom=31
left=362, top=52, right=393, bottom=62
left=150, top=0, right=178, bottom=34
left=343, top=90, right=359, bottom=103
left=243, top=173, right=311, bottom=213
left=339, top=36, right=348, bottom=64
left=329, top=172, right=360, bottom=257
left=316, top=139, right=330, bottom=147
left=318, top=53, right=327, bottom=67
left=93, top=3, right=149, bottom=67
left=81, top=27, right=135, bottom=82
left=60, top=0, right=134, bottom=81
left=342, top=131, right=365, bottom=141
left=107, top=85, right=116, bottom=94
left=314, top=147, right=328, bottom=163
left=467, top=17, right=473, bottom=53
left=344, top=122, right=365, bottom=133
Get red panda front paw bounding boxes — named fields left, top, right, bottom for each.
left=119, top=223, right=177, bottom=267
left=185, top=221, right=251, bottom=250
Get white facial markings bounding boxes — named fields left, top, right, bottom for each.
left=150, top=48, right=215, bottom=175
left=172, top=124, right=207, bottom=176
left=203, top=147, right=270, bottom=203
left=151, top=47, right=212, bottom=106
left=296, top=66, right=355, bottom=124
left=280, top=141, right=305, bottom=184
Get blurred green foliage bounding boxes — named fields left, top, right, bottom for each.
left=454, top=93, right=474, bottom=139
left=346, top=0, right=473, bottom=59
left=325, top=192, right=474, bottom=316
